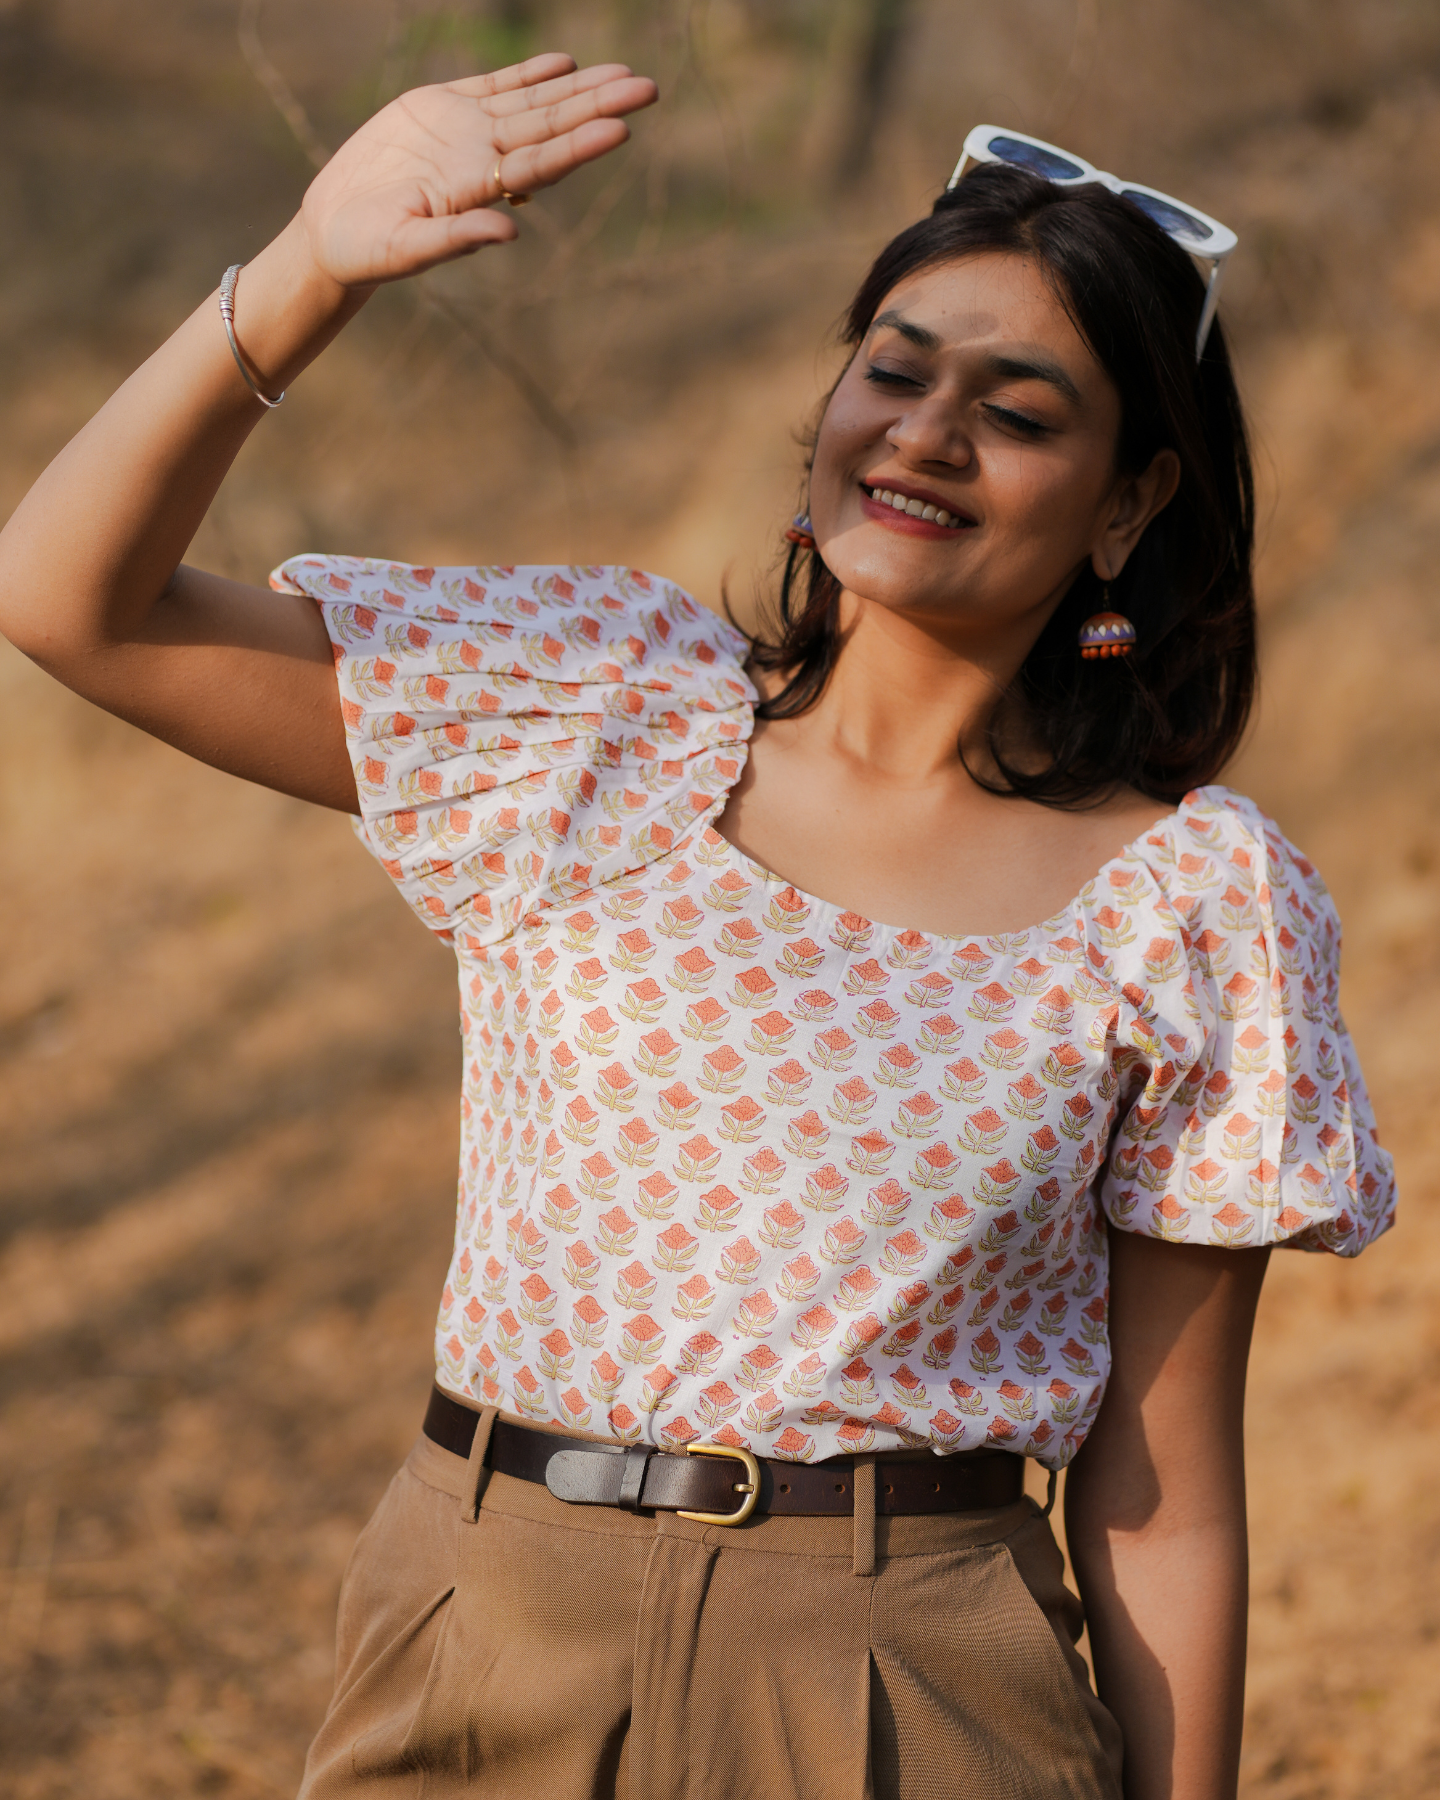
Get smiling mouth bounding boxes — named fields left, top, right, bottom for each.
left=861, top=483, right=973, bottom=529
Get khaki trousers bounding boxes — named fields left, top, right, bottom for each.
left=298, top=1421, right=1123, bottom=1799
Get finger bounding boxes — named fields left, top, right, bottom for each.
left=493, top=116, right=636, bottom=199
left=491, top=75, right=658, bottom=156
left=387, top=208, right=519, bottom=273
left=477, top=62, right=639, bottom=118
left=446, top=52, right=578, bottom=100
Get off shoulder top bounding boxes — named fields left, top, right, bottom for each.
left=273, top=554, right=1397, bottom=1469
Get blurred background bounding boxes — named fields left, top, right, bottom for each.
left=1, top=1, right=1438, bottom=1793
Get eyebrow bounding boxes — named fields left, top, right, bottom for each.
left=985, top=353, right=1082, bottom=407
left=870, top=309, right=942, bottom=351
left=868, top=311, right=1083, bottom=406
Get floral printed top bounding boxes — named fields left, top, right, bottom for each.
left=273, top=555, right=1396, bottom=1469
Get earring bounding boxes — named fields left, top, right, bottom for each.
left=1078, top=588, right=1137, bottom=660
left=784, top=512, right=815, bottom=549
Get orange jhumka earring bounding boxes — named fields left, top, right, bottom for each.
left=784, top=512, right=816, bottom=549
left=1078, top=586, right=1136, bottom=660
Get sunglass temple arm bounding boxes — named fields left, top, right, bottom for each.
left=1195, top=260, right=1226, bottom=361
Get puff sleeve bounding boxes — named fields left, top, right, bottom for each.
left=1096, top=789, right=1395, bottom=1256
left=270, top=556, right=755, bottom=948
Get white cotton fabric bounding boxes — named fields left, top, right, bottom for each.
left=273, top=555, right=1397, bottom=1469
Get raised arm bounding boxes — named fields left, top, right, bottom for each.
left=0, top=54, right=656, bottom=812
left=1065, top=1230, right=1270, bottom=1800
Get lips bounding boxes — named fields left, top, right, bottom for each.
left=860, top=481, right=975, bottom=534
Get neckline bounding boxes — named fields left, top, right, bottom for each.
left=702, top=794, right=1200, bottom=952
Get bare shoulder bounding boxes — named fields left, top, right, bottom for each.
left=969, top=786, right=1173, bottom=931
left=1055, top=787, right=1175, bottom=863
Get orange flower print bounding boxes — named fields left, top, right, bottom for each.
left=281, top=556, right=1395, bottom=1465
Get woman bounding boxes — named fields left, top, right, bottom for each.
left=0, top=51, right=1395, bottom=1800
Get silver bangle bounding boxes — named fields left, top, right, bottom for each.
left=219, top=264, right=285, bottom=408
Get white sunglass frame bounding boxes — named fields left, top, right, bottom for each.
left=948, top=125, right=1238, bottom=361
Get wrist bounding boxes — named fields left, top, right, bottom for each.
left=218, top=217, right=374, bottom=394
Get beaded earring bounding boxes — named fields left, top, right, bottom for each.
left=1078, top=588, right=1137, bottom=661
left=784, top=512, right=816, bottom=549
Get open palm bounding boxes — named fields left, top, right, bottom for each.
left=301, top=53, right=657, bottom=288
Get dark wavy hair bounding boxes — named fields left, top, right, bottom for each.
left=743, top=161, right=1256, bottom=806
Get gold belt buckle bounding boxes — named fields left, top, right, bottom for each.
left=677, top=1442, right=761, bottom=1526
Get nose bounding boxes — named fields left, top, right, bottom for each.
left=885, top=393, right=972, bottom=471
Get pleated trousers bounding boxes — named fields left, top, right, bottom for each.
left=297, top=1425, right=1123, bottom=1800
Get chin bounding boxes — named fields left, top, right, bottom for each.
left=826, top=546, right=959, bottom=616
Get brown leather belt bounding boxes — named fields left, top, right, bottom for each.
left=424, top=1387, right=1024, bottom=1523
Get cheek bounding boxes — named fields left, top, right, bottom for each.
left=814, top=386, right=882, bottom=477
left=993, top=452, right=1108, bottom=538
left=819, top=391, right=866, bottom=442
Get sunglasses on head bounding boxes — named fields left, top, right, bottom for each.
left=948, top=126, right=1238, bottom=361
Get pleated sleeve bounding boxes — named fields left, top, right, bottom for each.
left=270, top=556, right=755, bottom=949
left=1095, top=789, right=1395, bottom=1256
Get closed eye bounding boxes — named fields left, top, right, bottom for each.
left=983, top=403, right=1050, bottom=438
left=865, top=362, right=923, bottom=390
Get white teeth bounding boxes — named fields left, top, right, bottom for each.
left=866, top=485, right=964, bottom=529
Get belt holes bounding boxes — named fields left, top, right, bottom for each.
left=834, top=1480, right=846, bottom=1493
left=884, top=1483, right=894, bottom=1493
left=933, top=1480, right=941, bottom=1492
left=779, top=1481, right=790, bottom=1493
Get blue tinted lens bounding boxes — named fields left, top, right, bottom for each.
left=1121, top=189, right=1214, bottom=243
left=989, top=135, right=1085, bottom=181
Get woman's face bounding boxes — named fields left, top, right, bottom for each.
left=809, top=251, right=1163, bottom=646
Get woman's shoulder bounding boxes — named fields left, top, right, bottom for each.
left=1066, top=782, right=1344, bottom=1039
left=1098, top=785, right=1394, bottom=1260
left=1120, top=784, right=1337, bottom=932
left=269, top=554, right=751, bottom=682
left=278, top=555, right=756, bottom=948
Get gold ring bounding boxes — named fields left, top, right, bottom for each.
left=492, top=158, right=530, bottom=207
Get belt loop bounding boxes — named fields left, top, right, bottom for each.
left=617, top=1446, right=651, bottom=1512
left=852, top=1455, right=877, bottom=1578
left=464, top=1406, right=498, bottom=1523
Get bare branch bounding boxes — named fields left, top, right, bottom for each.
left=419, top=284, right=578, bottom=449
left=238, top=0, right=331, bottom=171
